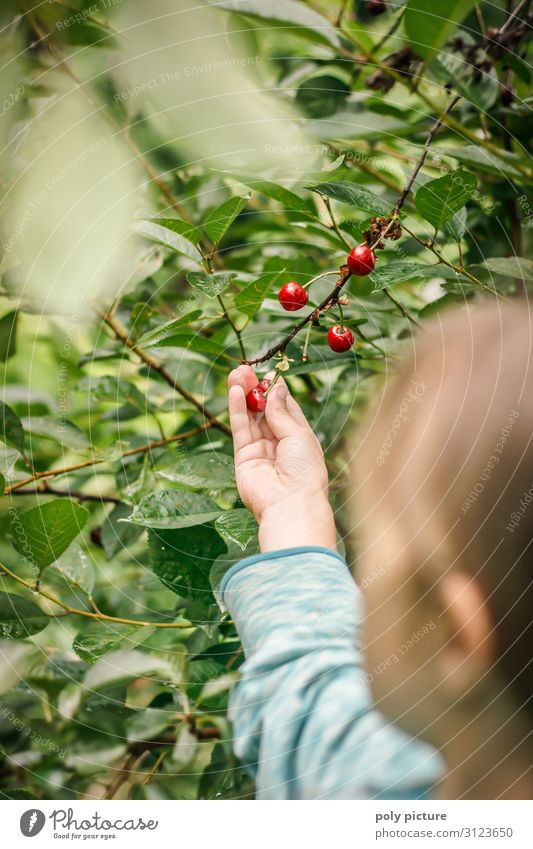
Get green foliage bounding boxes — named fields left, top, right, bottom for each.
left=11, top=500, right=89, bottom=571
left=0, top=593, right=49, bottom=639
left=0, top=0, right=530, bottom=802
left=0, top=311, right=18, bottom=362
left=404, top=0, right=479, bottom=60
left=415, top=169, right=477, bottom=233
left=0, top=402, right=24, bottom=453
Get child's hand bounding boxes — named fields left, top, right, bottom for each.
left=228, top=365, right=337, bottom=552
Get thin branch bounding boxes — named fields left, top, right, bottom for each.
left=244, top=267, right=351, bottom=365
left=338, top=25, right=532, bottom=178
left=401, top=224, right=510, bottom=300
left=393, top=94, right=462, bottom=215
left=217, top=295, right=247, bottom=360
left=0, top=562, right=196, bottom=629
left=354, top=325, right=389, bottom=357
left=4, top=424, right=209, bottom=495
left=100, top=311, right=231, bottom=435
left=475, top=5, right=487, bottom=35
left=499, top=0, right=531, bottom=34
left=8, top=487, right=122, bottom=504
left=372, top=7, right=406, bottom=55
left=323, top=196, right=352, bottom=249
left=383, top=288, right=421, bottom=327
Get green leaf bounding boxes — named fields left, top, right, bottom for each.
left=436, top=145, right=524, bottom=181
left=310, top=181, right=391, bottom=216
left=21, top=417, right=90, bottom=452
left=404, top=0, right=478, bottom=61
left=11, top=499, right=89, bottom=570
left=186, top=271, right=237, bottom=300
left=0, top=593, right=49, bottom=639
left=73, top=622, right=154, bottom=665
left=369, top=261, right=465, bottom=290
left=204, top=196, right=249, bottom=244
left=150, top=217, right=202, bottom=245
left=432, top=55, right=499, bottom=112
left=415, top=169, right=476, bottom=232
left=296, top=72, right=351, bottom=118
left=136, top=311, right=203, bottom=347
left=0, top=445, right=20, bottom=483
left=207, top=0, right=341, bottom=48
left=83, top=648, right=181, bottom=692
left=158, top=452, right=235, bottom=493
left=0, top=311, right=18, bottom=362
left=475, top=257, right=533, bottom=282
left=126, top=707, right=173, bottom=744
left=51, top=543, right=94, bottom=596
left=148, top=525, right=226, bottom=598
left=137, top=220, right=202, bottom=261
left=125, top=490, right=225, bottom=529
left=443, top=206, right=467, bottom=243
left=234, top=270, right=284, bottom=319
left=77, top=376, right=148, bottom=411
left=0, top=402, right=24, bottom=453
left=101, top=503, right=145, bottom=560
left=215, top=510, right=258, bottom=551
left=78, top=347, right=121, bottom=367
left=154, top=332, right=225, bottom=358
left=224, top=173, right=311, bottom=214
left=0, top=642, right=40, bottom=694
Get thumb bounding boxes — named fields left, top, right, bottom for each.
left=265, top=379, right=302, bottom=439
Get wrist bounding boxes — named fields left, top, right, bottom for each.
left=258, top=492, right=337, bottom=553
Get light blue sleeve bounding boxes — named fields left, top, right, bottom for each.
left=220, top=547, right=443, bottom=800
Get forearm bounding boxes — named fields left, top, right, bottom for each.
left=258, top=492, right=337, bottom=552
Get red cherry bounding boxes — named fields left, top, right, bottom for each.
left=347, top=244, right=376, bottom=276
left=257, top=377, right=271, bottom=393
left=278, top=281, right=309, bottom=311
left=327, top=325, right=354, bottom=353
left=246, top=387, right=267, bottom=413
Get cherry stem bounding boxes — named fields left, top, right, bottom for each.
left=302, top=321, right=313, bottom=362
left=263, top=370, right=282, bottom=397
left=302, top=270, right=338, bottom=290
left=337, top=302, right=345, bottom=330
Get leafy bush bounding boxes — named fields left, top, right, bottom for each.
left=0, top=0, right=531, bottom=799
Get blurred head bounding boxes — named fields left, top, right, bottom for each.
left=353, top=303, right=533, bottom=747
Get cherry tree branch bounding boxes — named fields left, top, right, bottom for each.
left=244, top=267, right=352, bottom=366
left=392, top=93, right=462, bottom=214
left=100, top=311, right=231, bottom=435
left=4, top=424, right=210, bottom=495
left=0, top=561, right=195, bottom=629
left=244, top=92, right=466, bottom=365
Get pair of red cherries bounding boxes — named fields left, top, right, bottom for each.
left=279, top=244, right=375, bottom=352
left=246, top=245, right=376, bottom=412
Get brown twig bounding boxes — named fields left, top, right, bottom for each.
left=383, top=288, right=421, bottom=328
left=244, top=267, right=352, bottom=365
left=392, top=94, right=462, bottom=215
left=9, top=486, right=122, bottom=504
left=4, top=424, right=209, bottom=495
left=0, top=561, right=195, bottom=629
left=100, top=311, right=231, bottom=435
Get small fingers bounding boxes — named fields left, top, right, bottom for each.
left=264, top=379, right=304, bottom=440
left=228, top=364, right=259, bottom=394
left=285, top=392, right=313, bottom=430
left=228, top=384, right=253, bottom=453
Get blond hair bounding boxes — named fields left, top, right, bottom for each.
left=355, top=302, right=533, bottom=711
